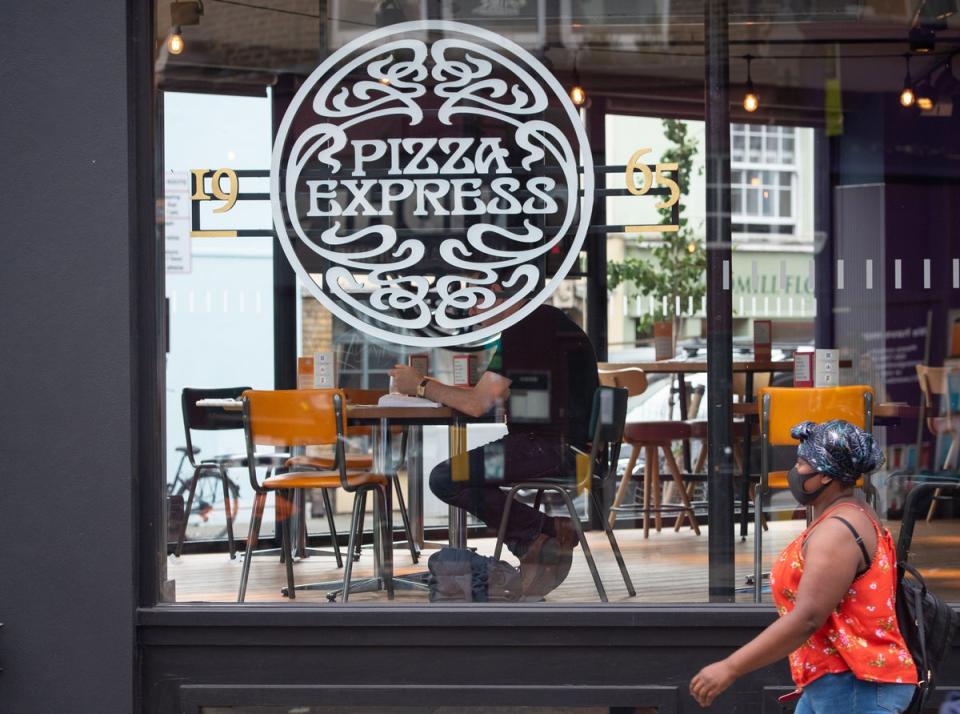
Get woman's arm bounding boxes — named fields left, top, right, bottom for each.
left=689, top=519, right=863, bottom=707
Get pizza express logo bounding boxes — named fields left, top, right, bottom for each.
left=271, top=20, right=593, bottom=347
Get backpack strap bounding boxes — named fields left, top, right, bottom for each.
left=831, top=515, right=873, bottom=574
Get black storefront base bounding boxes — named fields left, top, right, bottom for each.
left=140, top=604, right=960, bottom=713
left=141, top=605, right=790, bottom=713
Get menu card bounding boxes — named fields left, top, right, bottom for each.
left=453, top=354, right=478, bottom=386
left=408, top=353, right=429, bottom=375
left=794, top=349, right=814, bottom=388
left=753, top=320, right=772, bottom=362
left=814, top=349, right=839, bottom=387
left=654, top=321, right=673, bottom=361
left=296, top=351, right=336, bottom=389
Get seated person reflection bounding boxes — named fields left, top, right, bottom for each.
left=388, top=292, right=598, bottom=600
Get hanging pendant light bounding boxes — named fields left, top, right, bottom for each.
left=743, top=55, right=759, bottom=113
left=570, top=51, right=587, bottom=108
left=900, top=54, right=916, bottom=107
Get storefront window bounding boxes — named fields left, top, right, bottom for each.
left=155, top=1, right=960, bottom=608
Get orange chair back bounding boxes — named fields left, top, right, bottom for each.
left=242, top=389, right=345, bottom=448
left=760, top=386, right=874, bottom=489
left=759, top=385, right=875, bottom=446
left=342, top=388, right=387, bottom=405
left=598, top=368, right=648, bottom=397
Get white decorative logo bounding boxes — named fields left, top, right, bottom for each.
left=271, top=20, right=593, bottom=347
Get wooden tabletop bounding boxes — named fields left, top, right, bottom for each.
left=600, top=360, right=795, bottom=374
left=600, top=359, right=853, bottom=374
left=732, top=402, right=919, bottom=419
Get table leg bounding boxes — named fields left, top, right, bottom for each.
left=678, top=374, right=692, bottom=473
left=740, top=373, right=755, bottom=541
left=448, top=418, right=468, bottom=549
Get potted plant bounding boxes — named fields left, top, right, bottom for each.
left=607, top=119, right=706, bottom=357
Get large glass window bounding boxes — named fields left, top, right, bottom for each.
left=154, top=0, right=960, bottom=608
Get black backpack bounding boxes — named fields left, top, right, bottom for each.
left=427, top=547, right=523, bottom=603
left=896, top=483, right=960, bottom=713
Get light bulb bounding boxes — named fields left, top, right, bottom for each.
left=570, top=85, right=587, bottom=107
left=917, top=96, right=934, bottom=110
left=743, top=91, right=759, bottom=113
left=167, top=29, right=184, bottom=55
left=900, top=86, right=916, bottom=107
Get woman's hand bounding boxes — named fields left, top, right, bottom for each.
left=689, top=660, right=738, bottom=708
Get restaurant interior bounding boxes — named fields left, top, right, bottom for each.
left=154, top=0, right=960, bottom=606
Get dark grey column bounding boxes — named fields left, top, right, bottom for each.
left=0, top=0, right=141, bottom=711
left=705, top=0, right=736, bottom=602
left=585, top=97, right=608, bottom=361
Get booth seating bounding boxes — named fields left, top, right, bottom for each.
left=493, top=386, right=636, bottom=602
left=915, top=365, right=960, bottom=522
left=237, top=389, right=394, bottom=603
left=599, top=368, right=700, bottom=537
left=753, top=385, right=875, bottom=602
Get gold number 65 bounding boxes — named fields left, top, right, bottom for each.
left=625, top=148, right=680, bottom=209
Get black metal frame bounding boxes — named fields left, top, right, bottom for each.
left=237, top=391, right=395, bottom=603
left=493, top=386, right=636, bottom=602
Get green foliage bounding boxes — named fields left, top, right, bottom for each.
left=608, top=119, right=706, bottom=334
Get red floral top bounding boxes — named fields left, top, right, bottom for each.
left=770, top=502, right=918, bottom=688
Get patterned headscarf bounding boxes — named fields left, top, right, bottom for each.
left=790, top=419, right=885, bottom=484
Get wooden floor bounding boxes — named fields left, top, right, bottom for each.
left=165, top=517, right=960, bottom=604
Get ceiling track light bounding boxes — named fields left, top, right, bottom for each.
left=743, top=54, right=759, bottom=113
left=900, top=54, right=916, bottom=107
left=570, top=51, right=587, bottom=108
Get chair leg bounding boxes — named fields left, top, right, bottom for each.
left=237, top=491, right=267, bottom=603
left=281, top=490, right=296, bottom=599
left=493, top=486, right=523, bottom=561
left=693, top=439, right=708, bottom=474
left=321, top=488, right=343, bottom=568
left=651, top=445, right=663, bottom=533
left=340, top=488, right=366, bottom=603
left=642, top=445, right=653, bottom=538
left=554, top=487, right=606, bottom=602
left=175, top=465, right=203, bottom=558
left=753, top=480, right=764, bottom=603
left=219, top=465, right=236, bottom=560
left=592, top=491, right=635, bottom=597
left=662, top=446, right=700, bottom=535
left=609, top=444, right=639, bottom=527
left=391, top=473, right=419, bottom=564
left=927, top=487, right=941, bottom=524
left=377, top=484, right=395, bottom=599
left=354, top=491, right=367, bottom=561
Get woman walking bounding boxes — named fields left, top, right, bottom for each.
left=690, top=420, right=917, bottom=712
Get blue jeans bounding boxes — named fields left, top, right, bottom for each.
left=795, top=672, right=916, bottom=713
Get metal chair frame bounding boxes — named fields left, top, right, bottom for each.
left=237, top=390, right=394, bottom=603
left=177, top=386, right=290, bottom=560
left=493, top=386, right=637, bottom=602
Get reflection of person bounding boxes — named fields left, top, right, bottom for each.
left=389, top=300, right=598, bottom=600
left=690, top=420, right=917, bottom=712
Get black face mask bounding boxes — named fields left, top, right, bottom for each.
left=787, top=466, right=832, bottom=505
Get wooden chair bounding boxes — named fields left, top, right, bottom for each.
left=915, top=365, right=960, bottom=522
left=493, top=386, right=636, bottom=601
left=753, top=385, right=875, bottom=601
left=599, top=368, right=700, bottom=537
left=237, top=389, right=394, bottom=603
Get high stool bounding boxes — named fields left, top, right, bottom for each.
left=610, top=421, right=700, bottom=537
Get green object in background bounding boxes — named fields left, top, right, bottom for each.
left=825, top=77, right=843, bottom=137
